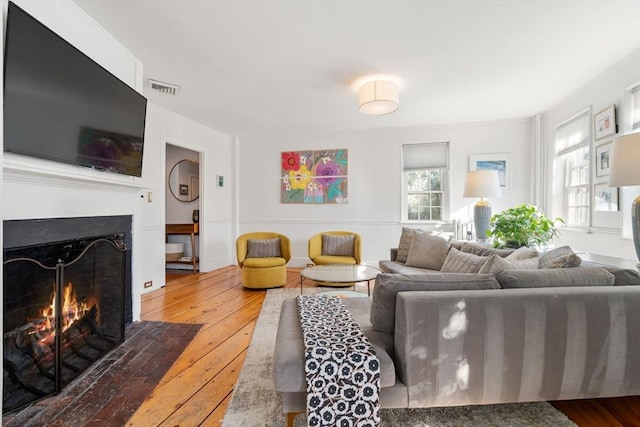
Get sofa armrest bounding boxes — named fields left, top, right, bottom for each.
left=394, top=287, right=640, bottom=408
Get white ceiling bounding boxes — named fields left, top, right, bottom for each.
left=72, top=0, right=640, bottom=137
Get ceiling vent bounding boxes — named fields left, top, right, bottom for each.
left=148, top=79, right=180, bottom=95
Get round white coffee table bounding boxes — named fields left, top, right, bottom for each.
left=300, top=264, right=380, bottom=296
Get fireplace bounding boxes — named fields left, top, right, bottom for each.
left=2, top=216, right=132, bottom=413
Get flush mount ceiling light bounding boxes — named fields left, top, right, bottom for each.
left=351, top=74, right=403, bottom=115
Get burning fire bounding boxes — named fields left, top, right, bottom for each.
left=33, top=282, right=90, bottom=344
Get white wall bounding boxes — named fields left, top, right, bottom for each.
left=238, top=118, right=533, bottom=266
left=142, top=103, right=234, bottom=286
left=1, top=0, right=235, bottom=322
left=545, top=49, right=640, bottom=260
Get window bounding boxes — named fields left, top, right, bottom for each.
left=555, top=110, right=590, bottom=227
left=406, top=170, right=444, bottom=220
left=630, top=83, right=640, bottom=130
left=402, top=142, right=449, bottom=221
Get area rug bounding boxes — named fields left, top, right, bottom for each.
left=222, top=288, right=577, bottom=426
left=3, top=321, right=202, bottom=427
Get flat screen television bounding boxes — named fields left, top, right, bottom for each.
left=3, top=1, right=147, bottom=178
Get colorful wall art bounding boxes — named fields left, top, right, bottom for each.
left=281, top=149, right=348, bottom=204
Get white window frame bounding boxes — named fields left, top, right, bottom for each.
left=401, top=142, right=450, bottom=223
left=623, top=81, right=640, bottom=132
left=554, top=109, right=591, bottom=229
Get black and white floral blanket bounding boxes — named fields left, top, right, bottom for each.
left=297, top=295, right=380, bottom=426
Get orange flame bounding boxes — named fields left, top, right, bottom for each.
left=38, top=282, right=89, bottom=343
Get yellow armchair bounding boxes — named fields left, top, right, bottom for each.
left=308, top=231, right=361, bottom=265
left=236, top=232, right=291, bottom=289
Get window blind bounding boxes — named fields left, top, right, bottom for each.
left=555, top=111, right=590, bottom=155
left=402, top=142, right=449, bottom=171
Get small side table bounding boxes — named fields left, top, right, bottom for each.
left=166, top=223, right=199, bottom=273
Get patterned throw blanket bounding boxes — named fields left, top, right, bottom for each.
left=297, top=296, right=381, bottom=426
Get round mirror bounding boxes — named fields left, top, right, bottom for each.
left=169, top=159, right=200, bottom=202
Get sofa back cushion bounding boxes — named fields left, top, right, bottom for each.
left=581, top=262, right=640, bottom=286
left=404, top=231, right=450, bottom=270
left=478, top=254, right=539, bottom=275
left=370, top=273, right=500, bottom=333
left=496, top=266, right=615, bottom=288
left=460, top=242, right=514, bottom=258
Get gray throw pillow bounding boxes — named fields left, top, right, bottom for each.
left=461, top=242, right=514, bottom=258
left=404, top=231, right=450, bottom=270
left=506, top=246, right=539, bottom=260
left=370, top=272, right=501, bottom=333
left=548, top=253, right=582, bottom=268
left=321, top=234, right=355, bottom=256
left=538, top=246, right=579, bottom=269
left=478, top=254, right=540, bottom=274
left=396, top=227, right=420, bottom=263
left=496, top=267, right=614, bottom=288
left=440, top=247, right=490, bottom=273
left=246, top=238, right=281, bottom=258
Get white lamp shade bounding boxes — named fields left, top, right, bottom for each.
left=463, top=170, right=501, bottom=198
left=609, top=133, right=640, bottom=187
left=358, top=80, right=399, bottom=115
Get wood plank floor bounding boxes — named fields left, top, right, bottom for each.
left=125, top=266, right=640, bottom=426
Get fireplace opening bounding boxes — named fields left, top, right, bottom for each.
left=3, top=233, right=126, bottom=413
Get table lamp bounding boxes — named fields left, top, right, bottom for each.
left=463, top=170, right=501, bottom=242
left=608, top=132, right=640, bottom=263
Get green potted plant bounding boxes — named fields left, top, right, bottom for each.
left=487, top=204, right=564, bottom=248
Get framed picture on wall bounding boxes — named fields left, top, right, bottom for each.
left=469, top=153, right=511, bottom=190
left=595, top=141, right=613, bottom=177
left=179, top=184, right=189, bottom=195
left=594, top=183, right=619, bottom=212
left=594, top=105, right=617, bottom=140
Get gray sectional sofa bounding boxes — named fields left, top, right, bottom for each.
left=273, top=236, right=640, bottom=424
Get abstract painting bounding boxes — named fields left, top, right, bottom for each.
left=281, top=149, right=348, bottom=204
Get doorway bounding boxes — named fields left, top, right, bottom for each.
left=165, top=143, right=202, bottom=272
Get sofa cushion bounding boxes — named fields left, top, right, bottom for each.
left=538, top=245, right=578, bottom=269
left=506, top=246, right=539, bottom=260
left=396, top=227, right=420, bottom=263
left=246, top=238, right=281, bottom=258
left=478, top=254, right=539, bottom=275
left=496, top=266, right=615, bottom=288
left=404, top=231, right=449, bottom=270
left=378, top=260, right=440, bottom=275
left=322, top=234, right=355, bottom=256
left=440, top=247, right=490, bottom=273
left=242, top=256, right=286, bottom=268
left=461, top=242, right=513, bottom=258
left=370, top=273, right=500, bottom=333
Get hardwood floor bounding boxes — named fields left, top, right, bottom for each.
left=126, top=266, right=639, bottom=426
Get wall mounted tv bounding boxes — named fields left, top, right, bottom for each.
left=3, top=1, right=147, bottom=178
